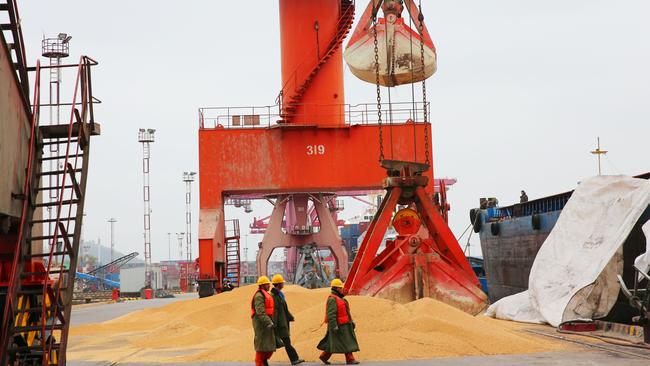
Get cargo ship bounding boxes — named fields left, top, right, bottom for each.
left=474, top=172, right=650, bottom=322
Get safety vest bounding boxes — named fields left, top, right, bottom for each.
left=324, top=295, right=351, bottom=325
left=250, top=289, right=274, bottom=318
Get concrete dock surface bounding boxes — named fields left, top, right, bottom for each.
left=68, top=351, right=650, bottom=366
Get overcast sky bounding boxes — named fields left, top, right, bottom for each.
left=18, top=1, right=649, bottom=263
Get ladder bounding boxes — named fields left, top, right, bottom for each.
left=224, top=219, right=241, bottom=287
left=0, top=56, right=100, bottom=366
left=281, top=0, right=355, bottom=122
left=0, top=0, right=29, bottom=99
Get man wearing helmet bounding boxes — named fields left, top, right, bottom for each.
left=252, top=276, right=281, bottom=366
left=271, top=274, right=305, bottom=365
left=317, top=279, right=360, bottom=365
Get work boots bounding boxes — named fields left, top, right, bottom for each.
left=319, top=353, right=331, bottom=365
left=345, top=353, right=360, bottom=364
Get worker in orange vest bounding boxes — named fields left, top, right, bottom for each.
left=317, top=279, right=360, bottom=364
left=252, top=276, right=282, bottom=366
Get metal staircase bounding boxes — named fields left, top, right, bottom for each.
left=224, top=219, right=241, bottom=287
left=0, top=56, right=100, bottom=366
left=0, top=0, right=29, bottom=99
left=281, top=0, right=355, bottom=122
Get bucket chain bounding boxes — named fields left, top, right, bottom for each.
left=373, top=6, right=384, bottom=162
left=418, top=2, right=430, bottom=166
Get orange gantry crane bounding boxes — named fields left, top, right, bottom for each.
left=198, top=0, right=430, bottom=296
left=197, top=0, right=487, bottom=314
left=0, top=1, right=101, bottom=364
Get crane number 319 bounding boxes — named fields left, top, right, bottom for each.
left=307, top=145, right=325, bottom=155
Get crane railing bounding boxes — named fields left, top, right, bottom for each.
left=199, top=101, right=430, bottom=129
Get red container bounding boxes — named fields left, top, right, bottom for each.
left=144, top=288, right=153, bottom=300
left=111, top=289, right=119, bottom=301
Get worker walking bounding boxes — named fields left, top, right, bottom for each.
left=252, top=276, right=281, bottom=366
left=317, top=279, right=360, bottom=365
left=270, top=274, right=305, bottom=365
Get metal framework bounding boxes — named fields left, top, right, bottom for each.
left=138, top=129, right=155, bottom=288
left=78, top=252, right=138, bottom=292
left=42, top=34, right=70, bottom=267
left=87, top=252, right=138, bottom=277
left=224, top=219, right=241, bottom=287
left=0, top=54, right=101, bottom=365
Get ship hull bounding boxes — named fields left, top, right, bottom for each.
left=479, top=210, right=560, bottom=303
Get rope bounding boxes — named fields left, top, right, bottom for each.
left=457, top=223, right=472, bottom=242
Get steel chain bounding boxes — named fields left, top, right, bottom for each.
left=418, top=3, right=430, bottom=166
left=373, top=8, right=384, bottom=162
left=390, top=20, right=396, bottom=85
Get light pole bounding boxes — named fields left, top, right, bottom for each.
left=244, top=234, right=249, bottom=261
left=138, top=128, right=155, bottom=287
left=176, top=232, right=185, bottom=260
left=108, top=218, right=117, bottom=262
left=182, top=172, right=196, bottom=263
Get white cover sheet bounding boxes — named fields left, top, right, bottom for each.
left=486, top=175, right=650, bottom=326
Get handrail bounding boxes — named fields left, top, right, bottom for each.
left=41, top=56, right=94, bottom=361
left=0, top=59, right=40, bottom=359
left=278, top=0, right=355, bottom=116
left=198, top=101, right=430, bottom=129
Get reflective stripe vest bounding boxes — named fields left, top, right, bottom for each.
left=250, top=289, right=274, bottom=318
left=324, top=295, right=351, bottom=325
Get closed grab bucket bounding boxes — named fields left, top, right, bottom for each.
left=344, top=3, right=437, bottom=87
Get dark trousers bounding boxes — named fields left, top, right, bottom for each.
left=281, top=336, right=300, bottom=362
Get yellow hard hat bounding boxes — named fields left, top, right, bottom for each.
left=257, top=276, right=271, bottom=286
left=331, top=278, right=344, bottom=288
left=271, top=274, right=285, bottom=284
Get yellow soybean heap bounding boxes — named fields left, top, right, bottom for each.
left=68, top=285, right=570, bottom=363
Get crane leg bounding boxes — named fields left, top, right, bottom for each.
left=256, top=196, right=290, bottom=277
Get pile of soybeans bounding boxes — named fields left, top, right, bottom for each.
left=68, top=285, right=569, bottom=363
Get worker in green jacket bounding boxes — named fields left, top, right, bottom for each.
left=251, top=276, right=281, bottom=366
left=317, top=279, right=360, bottom=364
left=271, top=274, right=305, bottom=365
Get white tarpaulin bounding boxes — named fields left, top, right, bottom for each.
left=486, top=175, right=650, bottom=327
